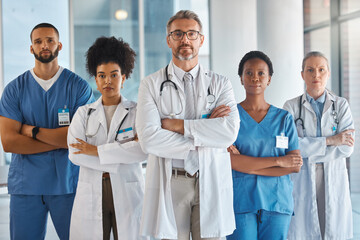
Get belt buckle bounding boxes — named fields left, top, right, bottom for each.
left=185, top=171, right=199, bottom=178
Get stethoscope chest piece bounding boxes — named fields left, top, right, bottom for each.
left=206, top=94, right=215, bottom=105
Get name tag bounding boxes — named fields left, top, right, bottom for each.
left=58, top=108, right=70, bottom=126
left=116, top=127, right=134, bottom=141
left=276, top=133, right=288, bottom=149
left=200, top=110, right=211, bottom=119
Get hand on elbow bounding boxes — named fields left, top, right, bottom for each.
left=291, top=165, right=301, bottom=173
left=161, top=119, right=184, bottom=134
left=326, top=129, right=355, bottom=147
left=276, top=154, right=303, bottom=168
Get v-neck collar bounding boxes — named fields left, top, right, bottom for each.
left=28, top=67, right=65, bottom=93
left=238, top=104, right=273, bottom=125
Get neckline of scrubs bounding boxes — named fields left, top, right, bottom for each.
left=238, top=104, right=273, bottom=125
left=29, top=69, right=65, bottom=93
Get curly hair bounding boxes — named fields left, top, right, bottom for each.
left=86, top=36, right=136, bottom=79
left=238, top=51, right=274, bottom=77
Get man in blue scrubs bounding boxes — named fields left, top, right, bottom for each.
left=0, top=23, right=93, bottom=240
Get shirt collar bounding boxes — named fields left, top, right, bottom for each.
left=172, top=62, right=200, bottom=81
left=306, top=91, right=326, bottom=104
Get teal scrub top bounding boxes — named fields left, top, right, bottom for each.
left=0, top=69, right=94, bottom=195
left=232, top=104, right=299, bottom=215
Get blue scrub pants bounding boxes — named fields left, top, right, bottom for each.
left=227, top=210, right=291, bottom=240
left=10, top=194, right=75, bottom=240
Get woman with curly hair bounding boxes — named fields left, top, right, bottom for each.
left=67, top=36, right=148, bottom=240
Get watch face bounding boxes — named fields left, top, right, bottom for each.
left=32, top=126, right=40, bottom=139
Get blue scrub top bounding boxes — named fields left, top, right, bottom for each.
left=232, top=104, right=299, bottom=215
left=0, top=69, right=94, bottom=195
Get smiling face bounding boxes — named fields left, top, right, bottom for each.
left=95, top=62, right=125, bottom=105
left=241, top=58, right=271, bottom=96
left=30, top=27, right=62, bottom=63
left=302, top=56, right=330, bottom=98
left=166, top=18, right=204, bottom=62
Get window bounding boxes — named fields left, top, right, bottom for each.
left=72, top=0, right=210, bottom=101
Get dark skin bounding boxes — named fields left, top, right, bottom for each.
left=229, top=58, right=302, bottom=176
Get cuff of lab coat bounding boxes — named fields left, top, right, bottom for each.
left=98, top=141, right=146, bottom=165
left=187, top=120, right=201, bottom=147
left=307, top=137, right=327, bottom=163
left=184, top=120, right=193, bottom=139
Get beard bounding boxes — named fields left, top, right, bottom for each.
left=33, top=46, right=59, bottom=63
left=174, top=44, right=196, bottom=61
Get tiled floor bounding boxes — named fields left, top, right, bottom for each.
left=0, top=192, right=359, bottom=240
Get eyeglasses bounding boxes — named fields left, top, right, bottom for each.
left=168, top=30, right=201, bottom=41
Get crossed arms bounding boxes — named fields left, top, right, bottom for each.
left=0, top=116, right=68, bottom=154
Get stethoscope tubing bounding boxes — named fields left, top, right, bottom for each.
left=295, top=95, right=339, bottom=134
left=85, top=108, right=129, bottom=141
left=160, top=64, right=215, bottom=117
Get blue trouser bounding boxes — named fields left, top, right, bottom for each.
left=10, top=194, right=75, bottom=240
left=227, top=210, right=291, bottom=240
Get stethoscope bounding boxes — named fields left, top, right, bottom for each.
left=159, top=65, right=216, bottom=117
left=85, top=108, right=129, bottom=141
left=295, top=95, right=339, bottom=133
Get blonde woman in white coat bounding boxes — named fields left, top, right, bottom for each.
left=67, top=37, right=148, bottom=240
left=284, top=51, right=355, bottom=240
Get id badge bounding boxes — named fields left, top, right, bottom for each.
left=58, top=108, right=70, bottom=126
left=117, top=127, right=135, bottom=142
left=276, top=133, right=288, bottom=149
left=200, top=110, right=211, bottom=119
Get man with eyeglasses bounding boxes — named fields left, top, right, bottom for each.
left=136, top=10, right=239, bottom=240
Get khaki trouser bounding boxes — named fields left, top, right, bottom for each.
left=164, top=170, right=221, bottom=240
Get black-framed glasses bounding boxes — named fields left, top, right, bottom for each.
left=168, top=30, right=201, bottom=41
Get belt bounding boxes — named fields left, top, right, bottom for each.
left=102, top=172, right=110, bottom=179
left=172, top=169, right=199, bottom=178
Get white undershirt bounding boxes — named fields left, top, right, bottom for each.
left=30, top=66, right=64, bottom=91
left=103, top=105, right=117, bottom=133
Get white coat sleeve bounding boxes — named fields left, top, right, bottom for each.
left=184, top=77, right=240, bottom=148
left=136, top=77, right=194, bottom=159
left=67, top=107, right=119, bottom=173
left=283, top=99, right=354, bottom=163
left=97, top=141, right=147, bottom=165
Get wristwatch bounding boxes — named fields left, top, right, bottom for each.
left=32, top=126, right=40, bottom=140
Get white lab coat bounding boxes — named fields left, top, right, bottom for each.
left=136, top=61, right=240, bottom=239
left=283, top=90, right=354, bottom=240
left=68, top=97, right=148, bottom=240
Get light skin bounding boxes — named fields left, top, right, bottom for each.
left=166, top=18, right=204, bottom=72
left=163, top=18, right=208, bottom=133
left=229, top=57, right=302, bottom=176
left=69, top=62, right=126, bottom=156
left=302, top=56, right=355, bottom=147
left=0, top=27, right=70, bottom=154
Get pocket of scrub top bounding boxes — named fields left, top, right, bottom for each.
left=124, top=181, right=143, bottom=218
left=72, top=181, right=93, bottom=220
